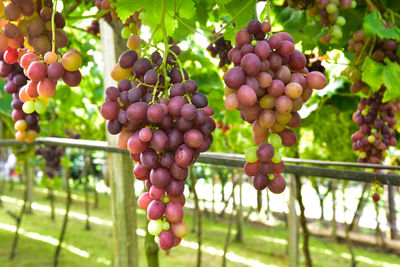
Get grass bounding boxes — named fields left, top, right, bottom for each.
left=0, top=182, right=399, bottom=267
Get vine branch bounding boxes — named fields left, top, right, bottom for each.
left=160, top=0, right=169, bottom=89
left=51, top=0, right=57, bottom=53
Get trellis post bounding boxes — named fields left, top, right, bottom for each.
left=288, top=175, right=298, bottom=267
left=99, top=19, right=138, bottom=267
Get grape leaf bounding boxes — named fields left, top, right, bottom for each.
left=382, top=58, right=400, bottom=102
left=194, top=0, right=209, bottom=25
left=215, top=0, right=231, bottom=5
left=361, top=56, right=384, bottom=92
left=177, top=0, right=196, bottom=20
left=114, top=0, right=142, bottom=23
left=223, top=0, right=256, bottom=32
left=114, top=0, right=178, bottom=42
left=363, top=11, right=400, bottom=39
left=361, top=57, right=400, bottom=101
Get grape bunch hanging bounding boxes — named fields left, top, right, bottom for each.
left=35, top=145, right=65, bottom=179
left=351, top=91, right=397, bottom=164
left=306, top=0, right=356, bottom=43
left=101, top=39, right=215, bottom=250
left=0, top=0, right=82, bottom=142
left=223, top=19, right=327, bottom=193
left=207, top=30, right=233, bottom=67
left=1, top=50, right=40, bottom=142
left=343, top=28, right=399, bottom=164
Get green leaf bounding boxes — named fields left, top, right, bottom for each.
left=223, top=0, right=256, bottom=32
left=363, top=11, right=400, bottom=39
left=382, top=58, right=400, bottom=101
left=114, top=0, right=142, bottom=23
left=361, top=56, right=384, bottom=92
left=178, top=0, right=196, bottom=19
left=115, top=0, right=178, bottom=42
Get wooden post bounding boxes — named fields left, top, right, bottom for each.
left=234, top=174, right=244, bottom=243
left=100, top=19, right=138, bottom=267
left=331, top=180, right=337, bottom=241
left=25, top=163, right=33, bottom=214
left=288, top=175, right=298, bottom=267
left=387, top=185, right=397, bottom=240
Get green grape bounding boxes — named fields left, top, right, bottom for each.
left=148, top=220, right=163, bottom=236
left=22, top=100, right=35, bottom=114
left=326, top=3, right=337, bottom=14
left=351, top=0, right=357, bottom=8
left=361, top=109, right=368, bottom=116
left=121, top=26, right=131, bottom=39
left=35, top=99, right=47, bottom=114
left=371, top=128, right=377, bottom=134
left=269, top=133, right=282, bottom=149
left=331, top=26, right=343, bottom=39
left=154, top=236, right=159, bottom=243
left=245, top=146, right=259, bottom=163
left=367, top=135, right=375, bottom=143
left=336, top=16, right=346, bottom=26
left=162, top=222, right=170, bottom=231
left=271, top=152, right=282, bottom=163
left=268, top=174, right=274, bottom=180
left=162, top=196, right=170, bottom=204
left=332, top=29, right=342, bottom=39
left=378, top=187, right=383, bottom=194
left=359, top=151, right=367, bottom=159
left=251, top=40, right=257, bottom=46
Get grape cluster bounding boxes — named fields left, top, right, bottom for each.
left=17, top=50, right=82, bottom=115
left=216, top=121, right=231, bottom=134
left=344, top=30, right=400, bottom=94
left=351, top=91, right=397, bottom=164
left=306, top=0, right=356, bottom=43
left=65, top=128, right=82, bottom=139
left=206, top=31, right=232, bottom=67
left=0, top=0, right=82, bottom=142
left=35, top=145, right=65, bottom=178
left=1, top=49, right=40, bottom=142
left=223, top=19, right=327, bottom=193
left=305, top=54, right=326, bottom=73
left=86, top=20, right=100, bottom=37
left=0, top=0, right=68, bottom=54
left=101, top=45, right=215, bottom=250
left=371, top=181, right=383, bottom=203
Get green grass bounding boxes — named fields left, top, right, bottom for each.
left=0, top=183, right=399, bottom=267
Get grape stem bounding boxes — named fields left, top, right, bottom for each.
left=168, top=49, right=186, bottom=85
left=66, top=10, right=110, bottom=21
left=171, top=12, right=208, bottom=39
left=160, top=0, right=169, bottom=89
left=142, top=24, right=160, bottom=55
left=41, top=0, right=45, bottom=8
left=210, top=27, right=236, bottom=44
left=210, top=0, right=255, bottom=40
left=51, top=0, right=57, bottom=53
left=355, top=37, right=371, bottom=66
left=150, top=78, right=160, bottom=104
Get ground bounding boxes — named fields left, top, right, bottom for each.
left=0, top=183, right=399, bottom=267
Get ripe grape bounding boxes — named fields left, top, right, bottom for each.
left=223, top=19, right=326, bottom=194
